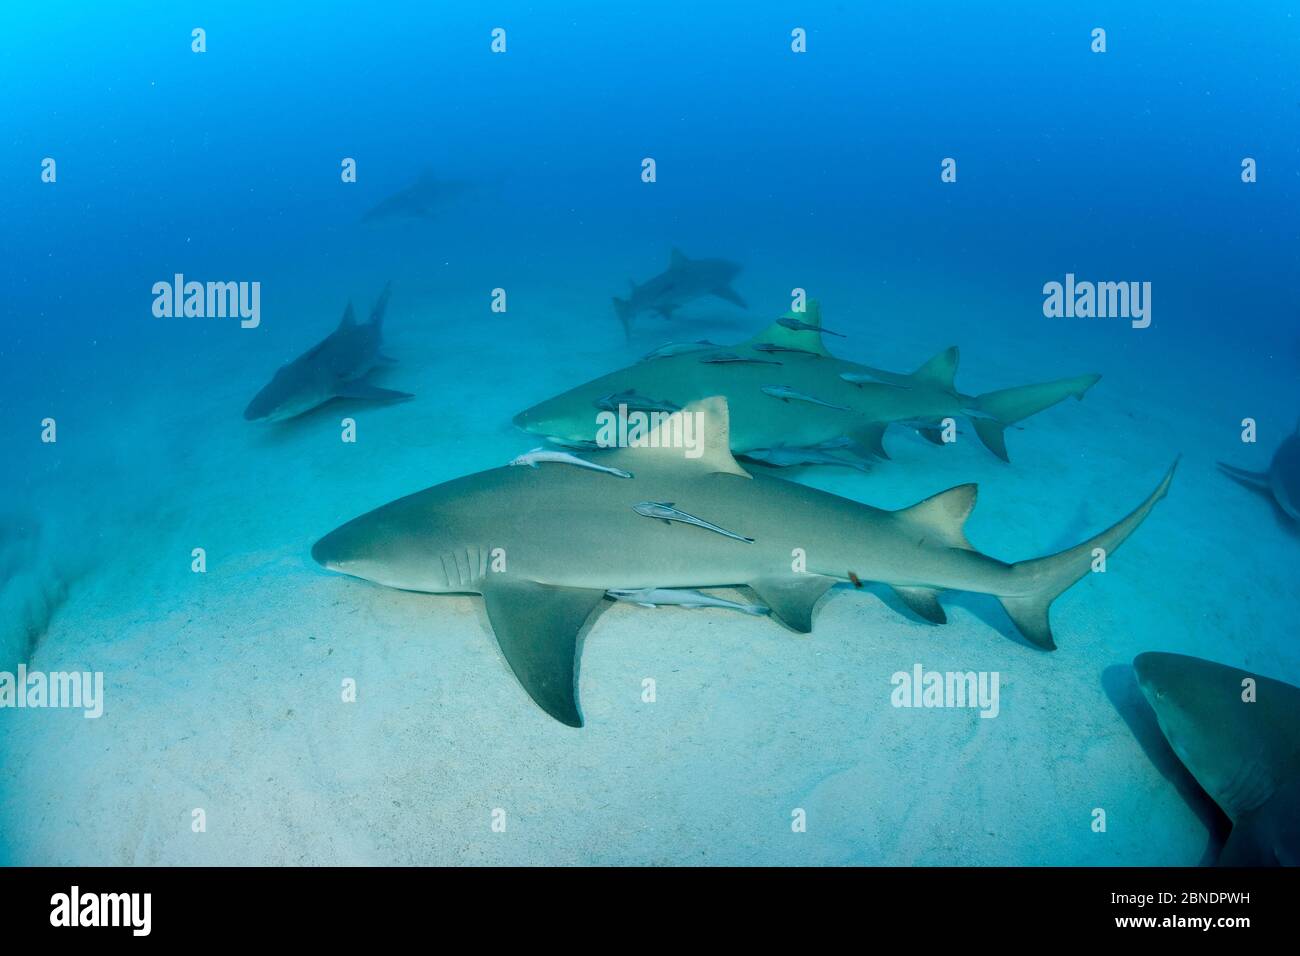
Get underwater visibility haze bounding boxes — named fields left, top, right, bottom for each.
left=1, top=1, right=1298, bottom=867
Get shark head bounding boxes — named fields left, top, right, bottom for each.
left=243, top=357, right=332, bottom=422
left=1133, top=652, right=1271, bottom=821
left=311, top=493, right=455, bottom=592
left=512, top=391, right=602, bottom=444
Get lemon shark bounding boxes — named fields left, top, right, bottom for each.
left=244, top=283, right=412, bottom=422
left=514, top=301, right=1101, bottom=464
left=1217, top=425, right=1300, bottom=523
left=612, top=248, right=746, bottom=337
left=1133, top=652, right=1300, bottom=866
left=311, top=396, right=1174, bottom=726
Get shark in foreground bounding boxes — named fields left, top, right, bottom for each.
left=1217, top=424, right=1300, bottom=523
left=313, top=396, right=1175, bottom=726
left=613, top=248, right=746, bottom=337
left=1133, top=652, right=1300, bottom=866
left=244, top=283, right=412, bottom=422
left=516, top=300, right=1101, bottom=463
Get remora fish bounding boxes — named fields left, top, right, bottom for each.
left=699, top=352, right=782, bottom=366
left=508, top=448, right=632, bottom=479
left=632, top=500, right=756, bottom=543
left=244, top=283, right=411, bottom=422
left=1133, top=652, right=1300, bottom=865
left=642, top=340, right=720, bottom=361
left=760, top=384, right=849, bottom=411
left=607, top=587, right=769, bottom=616
left=778, top=315, right=845, bottom=336
left=595, top=390, right=681, bottom=413
left=612, top=248, right=746, bottom=337
left=314, top=396, right=1176, bottom=726
left=514, top=300, right=1101, bottom=463
left=1217, top=423, right=1300, bottom=522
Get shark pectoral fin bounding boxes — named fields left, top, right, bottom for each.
left=481, top=579, right=607, bottom=727
left=712, top=284, right=747, bottom=309
left=971, top=417, right=1010, bottom=462
left=335, top=382, right=415, bottom=403
left=748, top=574, right=837, bottom=633
left=1217, top=461, right=1272, bottom=494
left=890, top=586, right=947, bottom=624
left=848, top=422, right=890, bottom=460
left=915, top=424, right=947, bottom=445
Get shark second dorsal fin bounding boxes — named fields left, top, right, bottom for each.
left=339, top=301, right=357, bottom=329
left=745, top=300, right=832, bottom=356
left=625, top=396, right=752, bottom=479
left=669, top=247, right=689, bottom=268
left=910, top=346, right=960, bottom=391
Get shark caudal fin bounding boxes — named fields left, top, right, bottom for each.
left=968, top=373, right=1102, bottom=462
left=368, top=281, right=393, bottom=329
left=999, top=459, right=1177, bottom=649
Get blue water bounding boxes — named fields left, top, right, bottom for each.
left=1, top=2, right=1297, bottom=865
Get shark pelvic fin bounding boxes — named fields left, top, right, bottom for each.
left=744, top=300, right=832, bottom=356
left=1217, top=461, right=1271, bottom=493
left=896, top=483, right=977, bottom=551
left=1001, top=459, right=1178, bottom=649
left=481, top=579, right=606, bottom=727
left=628, top=395, right=752, bottom=479
left=910, top=346, right=960, bottom=391
left=748, top=574, right=838, bottom=632
left=891, top=586, right=947, bottom=624
left=847, top=422, right=890, bottom=460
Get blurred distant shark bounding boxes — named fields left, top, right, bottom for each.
left=515, top=300, right=1101, bottom=464
left=361, top=171, right=472, bottom=223
left=613, top=248, right=746, bottom=337
left=1133, top=652, right=1300, bottom=865
left=243, top=283, right=411, bottom=422
left=312, top=395, right=1174, bottom=726
left=1218, top=424, right=1300, bottom=523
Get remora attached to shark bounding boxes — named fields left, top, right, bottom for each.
left=1133, top=652, right=1300, bottom=866
left=313, top=396, right=1175, bottom=726
left=244, top=283, right=412, bottom=422
left=515, top=300, right=1102, bottom=463
left=1217, top=423, right=1300, bottom=523
left=612, top=248, right=746, bottom=337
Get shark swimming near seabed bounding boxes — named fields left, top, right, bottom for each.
left=243, top=283, right=412, bottom=422
left=313, top=396, right=1175, bottom=726
left=612, top=248, right=746, bottom=338
left=360, top=170, right=473, bottom=223
left=1217, top=423, right=1300, bottom=523
left=515, top=300, right=1102, bottom=465
left=1133, top=652, right=1300, bottom=866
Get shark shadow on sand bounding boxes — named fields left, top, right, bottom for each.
left=613, top=248, right=746, bottom=338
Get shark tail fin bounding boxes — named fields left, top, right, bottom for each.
left=368, top=281, right=393, bottom=328
left=968, top=373, right=1101, bottom=461
left=998, top=459, right=1177, bottom=649
left=613, top=297, right=633, bottom=339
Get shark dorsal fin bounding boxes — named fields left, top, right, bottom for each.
left=895, top=483, right=977, bottom=551
left=669, top=247, right=689, bottom=269
left=910, top=346, right=959, bottom=391
left=744, top=300, right=832, bottom=356
left=339, top=301, right=357, bottom=329
left=628, top=395, right=752, bottom=479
